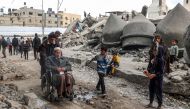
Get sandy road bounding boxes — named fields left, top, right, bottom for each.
left=0, top=51, right=149, bottom=109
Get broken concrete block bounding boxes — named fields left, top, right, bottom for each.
left=23, top=93, right=47, bottom=109
left=0, top=94, right=6, bottom=102
left=171, top=76, right=183, bottom=83
left=4, top=99, right=23, bottom=108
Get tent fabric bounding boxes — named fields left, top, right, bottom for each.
left=121, top=14, right=155, bottom=48
left=102, top=14, right=126, bottom=46
left=156, top=3, right=190, bottom=48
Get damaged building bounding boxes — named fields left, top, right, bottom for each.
left=121, top=14, right=156, bottom=49
left=156, top=3, right=190, bottom=48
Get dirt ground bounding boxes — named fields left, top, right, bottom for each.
left=0, top=51, right=148, bottom=109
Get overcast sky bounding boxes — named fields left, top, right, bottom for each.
left=0, top=0, right=183, bottom=17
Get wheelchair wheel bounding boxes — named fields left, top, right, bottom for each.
left=41, top=74, right=51, bottom=98
left=49, top=94, right=56, bottom=102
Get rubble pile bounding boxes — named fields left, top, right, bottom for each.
left=62, top=15, right=106, bottom=49
left=0, top=84, right=47, bottom=109
left=164, top=69, right=190, bottom=96
left=0, top=61, right=25, bottom=81
left=0, top=84, right=26, bottom=109
left=62, top=31, right=87, bottom=48
left=125, top=48, right=149, bottom=61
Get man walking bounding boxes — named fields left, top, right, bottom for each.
left=12, top=35, right=19, bottom=55
left=33, top=33, right=41, bottom=60
left=0, top=36, right=8, bottom=58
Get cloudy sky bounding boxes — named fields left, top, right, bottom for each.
left=0, top=0, right=183, bottom=17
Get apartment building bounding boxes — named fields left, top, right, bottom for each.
left=0, top=6, right=81, bottom=28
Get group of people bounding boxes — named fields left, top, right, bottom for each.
left=87, top=34, right=179, bottom=109
left=38, top=31, right=74, bottom=100
left=0, top=31, right=180, bottom=106
left=0, top=34, right=42, bottom=60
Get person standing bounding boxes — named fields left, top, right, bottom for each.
left=46, top=32, right=59, bottom=57
left=33, top=33, right=41, bottom=60
left=170, top=39, right=179, bottom=64
left=6, top=37, right=12, bottom=56
left=38, top=36, right=48, bottom=78
left=23, top=40, right=30, bottom=60
left=0, top=36, right=8, bottom=58
left=144, top=35, right=165, bottom=109
left=88, top=47, right=110, bottom=95
left=12, top=35, right=19, bottom=55
left=19, top=36, right=24, bottom=58
left=54, top=31, right=62, bottom=47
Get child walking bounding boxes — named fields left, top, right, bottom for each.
left=88, top=47, right=110, bottom=95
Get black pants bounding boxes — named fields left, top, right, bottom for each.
left=34, top=49, right=38, bottom=60
left=20, top=50, right=23, bottom=58
left=40, top=56, right=46, bottom=78
left=149, top=75, right=163, bottom=106
left=170, top=55, right=177, bottom=64
left=24, top=51, right=28, bottom=60
left=9, top=47, right=12, bottom=55
left=13, top=46, right=18, bottom=55
left=96, top=73, right=106, bottom=94
left=2, top=48, right=6, bottom=58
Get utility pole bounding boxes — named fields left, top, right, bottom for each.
left=57, top=0, right=63, bottom=27
left=42, top=0, right=44, bottom=37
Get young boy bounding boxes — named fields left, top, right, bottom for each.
left=170, top=39, right=179, bottom=64
left=23, top=40, right=30, bottom=60
left=107, top=51, right=120, bottom=76
left=88, top=47, right=110, bottom=95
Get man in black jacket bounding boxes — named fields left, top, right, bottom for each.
left=12, top=35, right=19, bottom=55
left=33, top=33, right=41, bottom=60
left=46, top=32, right=59, bottom=57
left=145, top=35, right=165, bottom=109
left=0, top=36, right=8, bottom=58
left=38, top=37, right=48, bottom=78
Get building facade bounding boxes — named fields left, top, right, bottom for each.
left=58, top=11, right=81, bottom=28
left=0, top=6, right=81, bottom=28
left=147, top=0, right=168, bottom=19
left=184, top=0, right=190, bottom=11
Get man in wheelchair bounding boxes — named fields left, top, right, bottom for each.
left=44, top=47, right=74, bottom=101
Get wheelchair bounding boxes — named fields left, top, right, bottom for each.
left=41, top=71, right=74, bottom=102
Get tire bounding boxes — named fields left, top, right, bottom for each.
left=49, top=94, right=56, bottom=102
left=41, top=75, right=50, bottom=98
